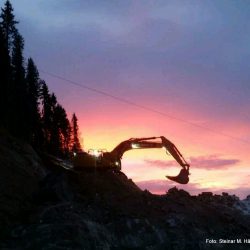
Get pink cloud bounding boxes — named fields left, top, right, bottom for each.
left=189, top=155, right=240, bottom=169
left=144, top=159, right=178, bottom=168
left=144, top=155, right=240, bottom=170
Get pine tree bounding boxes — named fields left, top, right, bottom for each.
left=10, top=31, right=28, bottom=138
left=26, top=58, right=42, bottom=147
left=0, top=1, right=28, bottom=138
left=52, top=104, right=71, bottom=156
left=41, top=85, right=72, bottom=156
left=0, top=1, right=80, bottom=158
left=0, top=0, right=17, bottom=130
left=48, top=93, right=60, bottom=155
left=0, top=25, right=11, bottom=128
left=57, top=105, right=71, bottom=155
left=41, top=81, right=53, bottom=150
left=0, top=0, right=17, bottom=53
left=71, top=113, right=82, bottom=153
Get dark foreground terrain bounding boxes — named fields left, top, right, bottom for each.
left=1, top=132, right=250, bottom=250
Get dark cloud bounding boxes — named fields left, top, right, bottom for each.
left=144, top=155, right=240, bottom=170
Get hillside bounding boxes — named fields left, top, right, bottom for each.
left=0, top=132, right=250, bottom=250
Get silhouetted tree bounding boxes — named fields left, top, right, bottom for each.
left=0, top=0, right=17, bottom=130
left=0, top=0, right=17, bottom=53
left=41, top=85, right=72, bottom=156
left=57, top=105, right=71, bottom=155
left=0, top=1, right=80, bottom=159
left=47, top=93, right=58, bottom=154
left=0, top=1, right=28, bottom=139
left=71, top=113, right=82, bottom=153
left=26, top=58, right=42, bottom=147
left=52, top=104, right=71, bottom=156
left=41, top=81, right=53, bottom=150
left=0, top=25, right=11, bottom=128
left=11, top=31, right=28, bottom=138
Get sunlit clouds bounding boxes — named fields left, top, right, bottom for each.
left=5, top=0, right=250, bottom=198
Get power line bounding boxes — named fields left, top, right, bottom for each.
left=40, top=69, right=250, bottom=146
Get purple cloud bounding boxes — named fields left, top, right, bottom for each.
left=189, top=155, right=240, bottom=169
left=144, top=155, right=240, bottom=170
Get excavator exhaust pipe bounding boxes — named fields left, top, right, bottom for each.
left=166, top=168, right=189, bottom=184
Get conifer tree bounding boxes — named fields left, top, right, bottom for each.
left=0, top=1, right=81, bottom=158
left=11, top=31, right=28, bottom=138
left=0, top=1, right=28, bottom=138
left=52, top=104, right=71, bottom=156
left=41, top=81, right=53, bottom=150
left=26, top=58, right=42, bottom=147
left=41, top=86, right=72, bottom=156
left=49, top=93, right=60, bottom=155
left=0, top=0, right=17, bottom=130
left=71, top=113, right=82, bottom=153
left=0, top=25, right=11, bottom=128
left=57, top=105, right=71, bottom=155
left=0, top=0, right=17, bottom=53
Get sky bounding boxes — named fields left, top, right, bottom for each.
left=2, top=0, right=250, bottom=198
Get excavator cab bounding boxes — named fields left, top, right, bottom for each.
left=166, top=167, right=190, bottom=184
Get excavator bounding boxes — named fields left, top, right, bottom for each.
left=73, top=136, right=190, bottom=184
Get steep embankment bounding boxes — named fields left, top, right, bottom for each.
left=0, top=132, right=46, bottom=235
left=0, top=132, right=250, bottom=250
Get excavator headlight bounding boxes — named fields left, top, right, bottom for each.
left=93, top=149, right=101, bottom=157
left=131, top=143, right=140, bottom=149
left=88, top=149, right=102, bottom=157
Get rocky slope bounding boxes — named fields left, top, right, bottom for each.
left=0, top=132, right=250, bottom=250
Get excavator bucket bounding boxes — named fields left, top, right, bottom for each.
left=166, top=168, right=189, bottom=184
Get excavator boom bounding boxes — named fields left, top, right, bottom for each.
left=110, top=136, right=190, bottom=184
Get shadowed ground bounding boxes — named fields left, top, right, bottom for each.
left=0, top=132, right=250, bottom=250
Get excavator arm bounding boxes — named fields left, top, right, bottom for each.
left=106, top=136, right=190, bottom=184
left=160, top=136, right=190, bottom=184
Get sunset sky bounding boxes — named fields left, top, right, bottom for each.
left=4, top=0, right=250, bottom=198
